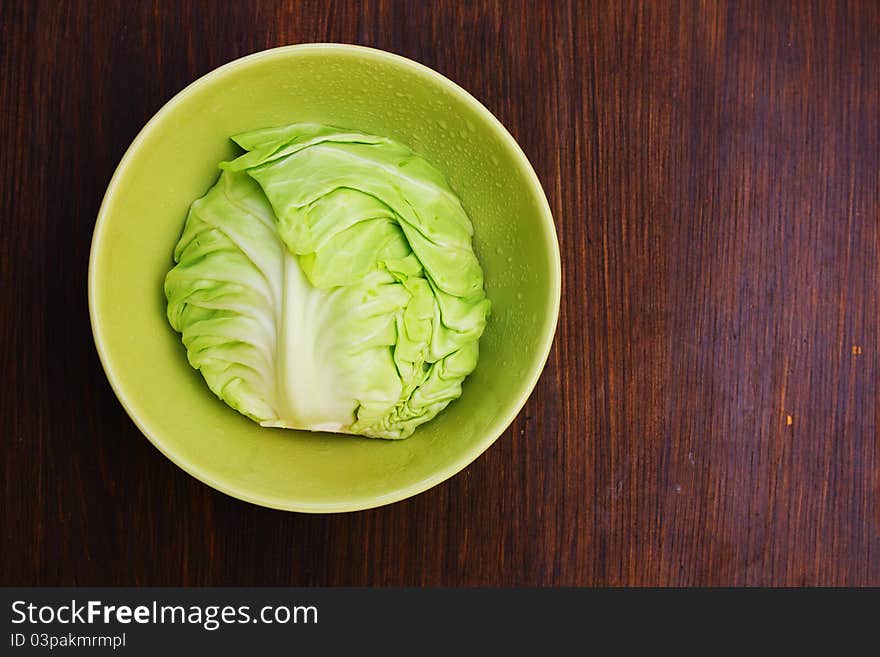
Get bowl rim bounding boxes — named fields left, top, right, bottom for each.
left=88, top=42, right=562, bottom=513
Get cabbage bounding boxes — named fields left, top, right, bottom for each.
left=164, top=123, right=490, bottom=439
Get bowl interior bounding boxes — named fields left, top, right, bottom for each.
left=90, top=44, right=560, bottom=512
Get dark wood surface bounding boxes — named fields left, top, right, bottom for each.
left=1, top=0, right=877, bottom=586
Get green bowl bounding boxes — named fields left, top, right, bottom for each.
left=89, top=44, right=560, bottom=512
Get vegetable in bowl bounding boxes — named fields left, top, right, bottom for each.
left=164, top=123, right=490, bottom=439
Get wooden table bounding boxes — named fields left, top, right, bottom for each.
left=2, top=0, right=877, bottom=586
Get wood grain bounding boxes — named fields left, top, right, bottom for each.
left=1, top=0, right=877, bottom=586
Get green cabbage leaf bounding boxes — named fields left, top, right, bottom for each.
left=164, top=124, right=490, bottom=439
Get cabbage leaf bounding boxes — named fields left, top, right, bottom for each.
left=165, top=124, right=490, bottom=439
